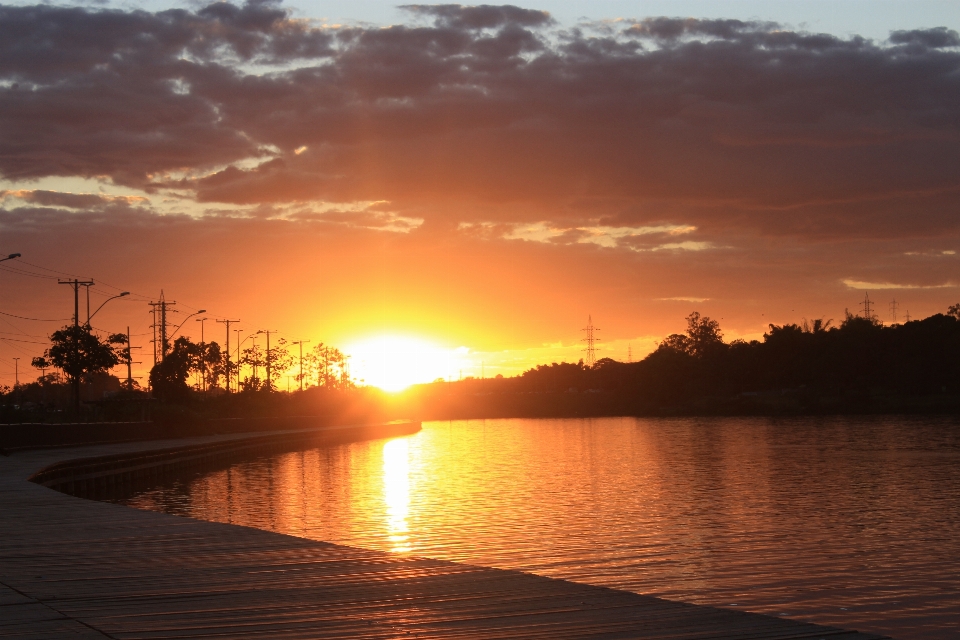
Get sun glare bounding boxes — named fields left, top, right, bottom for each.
left=344, top=335, right=470, bottom=392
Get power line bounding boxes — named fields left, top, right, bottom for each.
left=0, top=310, right=70, bottom=322
left=0, top=337, right=48, bottom=345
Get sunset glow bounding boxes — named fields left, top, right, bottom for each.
left=344, top=336, right=471, bottom=392
left=0, top=0, right=958, bottom=389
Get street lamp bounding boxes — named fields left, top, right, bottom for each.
left=88, top=291, right=130, bottom=323
left=234, top=329, right=246, bottom=392
left=169, top=309, right=207, bottom=341
left=0, top=253, right=21, bottom=263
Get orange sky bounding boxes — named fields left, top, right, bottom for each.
left=1, top=3, right=959, bottom=388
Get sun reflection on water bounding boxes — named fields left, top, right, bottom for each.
left=382, top=438, right=411, bottom=552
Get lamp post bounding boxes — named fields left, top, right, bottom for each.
left=234, top=329, right=245, bottom=392
left=169, top=309, right=207, bottom=342
left=235, top=331, right=260, bottom=391
left=88, top=291, right=130, bottom=323
left=0, top=253, right=21, bottom=264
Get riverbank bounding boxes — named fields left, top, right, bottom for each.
left=391, top=385, right=960, bottom=420
left=0, top=415, right=413, bottom=454
left=0, top=428, right=888, bottom=639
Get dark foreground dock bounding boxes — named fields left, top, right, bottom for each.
left=1, top=426, right=888, bottom=639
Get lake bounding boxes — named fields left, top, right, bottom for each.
left=117, top=416, right=960, bottom=639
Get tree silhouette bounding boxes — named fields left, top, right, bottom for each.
left=43, top=324, right=126, bottom=411
left=655, top=312, right=724, bottom=357
left=240, top=343, right=266, bottom=391
left=150, top=336, right=199, bottom=400
left=263, top=338, right=292, bottom=390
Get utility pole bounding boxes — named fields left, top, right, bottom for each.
left=126, top=326, right=133, bottom=390
left=257, top=330, right=276, bottom=390
left=58, top=278, right=95, bottom=412
left=581, top=315, right=600, bottom=366
left=292, top=340, right=310, bottom=391
left=196, top=316, right=207, bottom=392
left=217, top=319, right=240, bottom=392
left=627, top=344, right=633, bottom=363
left=890, top=299, right=899, bottom=324
left=250, top=337, right=259, bottom=387
left=149, top=305, right=158, bottom=368
left=59, top=279, right=95, bottom=327
left=124, top=326, right=142, bottom=391
left=13, top=357, right=19, bottom=387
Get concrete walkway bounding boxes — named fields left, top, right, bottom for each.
left=0, top=432, right=889, bottom=639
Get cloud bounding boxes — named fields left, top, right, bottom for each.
left=842, top=279, right=957, bottom=290
left=0, top=190, right=147, bottom=209
left=0, top=1, right=957, bottom=246
left=399, top=4, right=552, bottom=29
left=0, top=0, right=334, bottom=186
left=500, top=221, right=698, bottom=248
left=889, top=27, right=960, bottom=49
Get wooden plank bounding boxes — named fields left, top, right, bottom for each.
left=0, top=434, right=891, bottom=640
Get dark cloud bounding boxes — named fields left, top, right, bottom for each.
left=399, top=4, right=552, bottom=30
left=0, top=0, right=333, bottom=185
left=889, top=27, right=960, bottom=49
left=0, top=2, right=959, bottom=244
left=624, top=17, right=777, bottom=41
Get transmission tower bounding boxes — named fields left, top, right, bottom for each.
left=889, top=299, right=899, bottom=324
left=860, top=292, right=874, bottom=320
left=905, top=310, right=911, bottom=322
left=148, top=291, right=176, bottom=363
left=581, top=315, right=600, bottom=366
left=627, top=343, right=633, bottom=363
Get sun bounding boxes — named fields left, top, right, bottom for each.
left=343, top=335, right=470, bottom=392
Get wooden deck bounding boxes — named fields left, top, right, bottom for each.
left=1, top=431, right=889, bottom=639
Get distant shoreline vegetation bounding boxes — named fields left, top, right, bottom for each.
left=3, top=306, right=960, bottom=424
left=403, top=307, right=960, bottom=418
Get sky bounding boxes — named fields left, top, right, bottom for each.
left=1, top=1, right=959, bottom=389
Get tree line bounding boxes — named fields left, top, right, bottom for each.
left=1, top=322, right=353, bottom=421
left=398, top=305, right=960, bottom=417
left=7, top=304, right=960, bottom=421
left=148, top=335, right=352, bottom=399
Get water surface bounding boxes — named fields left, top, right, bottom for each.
left=119, top=417, right=960, bottom=639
